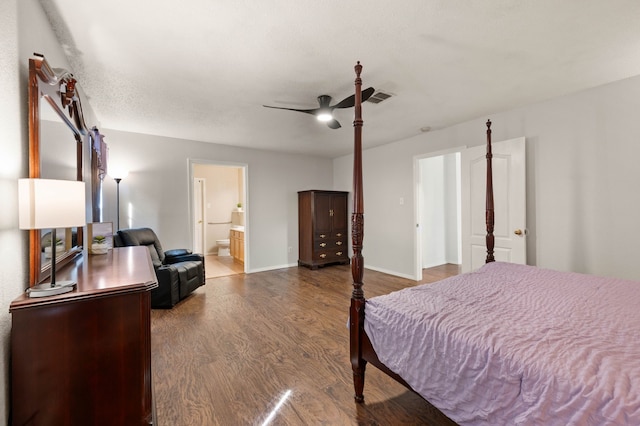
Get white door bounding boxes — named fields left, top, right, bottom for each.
left=461, top=137, right=526, bottom=272
left=193, top=178, right=206, bottom=254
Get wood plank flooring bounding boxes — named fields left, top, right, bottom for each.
left=151, top=264, right=460, bottom=425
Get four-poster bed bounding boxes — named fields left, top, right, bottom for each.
left=348, top=63, right=640, bottom=424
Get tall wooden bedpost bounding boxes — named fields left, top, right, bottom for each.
left=350, top=61, right=366, bottom=402
left=485, top=119, right=495, bottom=263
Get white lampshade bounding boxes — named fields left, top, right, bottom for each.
left=18, top=178, right=86, bottom=230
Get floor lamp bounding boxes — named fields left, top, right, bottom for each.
left=18, top=178, right=86, bottom=298
left=111, top=170, right=128, bottom=230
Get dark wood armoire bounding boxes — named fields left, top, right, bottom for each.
left=298, top=190, right=350, bottom=269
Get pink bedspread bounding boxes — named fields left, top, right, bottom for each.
left=364, top=262, right=640, bottom=425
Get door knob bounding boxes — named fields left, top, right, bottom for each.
left=514, top=229, right=523, bottom=236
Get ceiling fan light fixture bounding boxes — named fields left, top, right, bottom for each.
left=316, top=111, right=333, bottom=122
left=263, top=87, right=374, bottom=130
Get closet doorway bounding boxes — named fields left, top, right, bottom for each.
left=190, top=160, right=247, bottom=278
left=415, top=150, right=462, bottom=281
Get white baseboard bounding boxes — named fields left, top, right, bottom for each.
left=247, top=262, right=298, bottom=274
left=363, top=265, right=418, bottom=281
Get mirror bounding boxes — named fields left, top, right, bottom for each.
left=28, top=54, right=88, bottom=286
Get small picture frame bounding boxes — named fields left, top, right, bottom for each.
left=87, top=222, right=114, bottom=255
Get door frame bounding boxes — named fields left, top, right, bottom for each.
left=192, top=177, right=206, bottom=254
left=413, top=146, right=466, bottom=281
left=187, top=158, right=249, bottom=273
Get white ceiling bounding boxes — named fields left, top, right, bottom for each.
left=40, top=0, right=640, bottom=158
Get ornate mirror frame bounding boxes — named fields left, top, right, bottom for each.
left=28, top=54, right=88, bottom=286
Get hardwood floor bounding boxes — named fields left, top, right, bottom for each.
left=151, top=264, right=460, bottom=425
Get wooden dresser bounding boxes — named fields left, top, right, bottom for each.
left=298, top=190, right=350, bottom=269
left=10, top=246, right=158, bottom=425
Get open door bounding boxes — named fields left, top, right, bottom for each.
left=461, top=137, right=526, bottom=272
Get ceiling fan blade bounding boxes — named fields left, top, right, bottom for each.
left=263, top=105, right=318, bottom=115
left=265, top=104, right=339, bottom=128
left=361, top=86, right=376, bottom=102
left=326, top=119, right=341, bottom=129
left=332, top=87, right=376, bottom=109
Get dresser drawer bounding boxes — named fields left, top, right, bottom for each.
left=315, top=230, right=346, bottom=238
left=314, top=238, right=346, bottom=250
left=315, top=230, right=347, bottom=242
left=313, top=231, right=347, bottom=262
left=314, top=248, right=348, bottom=262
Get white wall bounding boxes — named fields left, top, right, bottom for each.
left=419, top=153, right=460, bottom=269
left=334, top=75, right=640, bottom=281
left=443, top=153, right=460, bottom=263
left=0, top=2, right=23, bottom=422
left=421, top=156, right=446, bottom=267
left=0, top=0, right=105, bottom=422
left=102, top=128, right=333, bottom=272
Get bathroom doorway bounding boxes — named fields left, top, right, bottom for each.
left=190, top=160, right=247, bottom=278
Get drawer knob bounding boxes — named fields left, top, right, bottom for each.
left=336, top=251, right=343, bottom=256
left=336, top=233, right=342, bottom=237
left=320, top=253, right=327, bottom=258
left=319, top=234, right=326, bottom=238
left=320, top=242, right=327, bottom=247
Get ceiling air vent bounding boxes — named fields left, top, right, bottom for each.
left=366, top=91, right=392, bottom=104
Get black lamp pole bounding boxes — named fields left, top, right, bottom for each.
left=114, top=177, right=122, bottom=230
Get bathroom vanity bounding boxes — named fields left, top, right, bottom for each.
left=230, top=228, right=245, bottom=263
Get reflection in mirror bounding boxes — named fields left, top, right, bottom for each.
left=28, top=54, right=87, bottom=286
left=39, top=107, right=82, bottom=272
left=40, top=111, right=78, bottom=180
left=90, top=127, right=108, bottom=222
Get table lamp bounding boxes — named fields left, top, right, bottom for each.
left=18, top=178, right=87, bottom=298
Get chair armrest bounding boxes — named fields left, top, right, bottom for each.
left=164, top=251, right=204, bottom=265
left=165, top=248, right=191, bottom=257
left=165, top=249, right=193, bottom=264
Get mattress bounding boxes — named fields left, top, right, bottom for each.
left=364, top=262, right=640, bottom=425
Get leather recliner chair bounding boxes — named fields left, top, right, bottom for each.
left=114, top=228, right=205, bottom=308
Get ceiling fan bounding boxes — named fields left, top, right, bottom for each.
left=263, top=87, right=375, bottom=129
